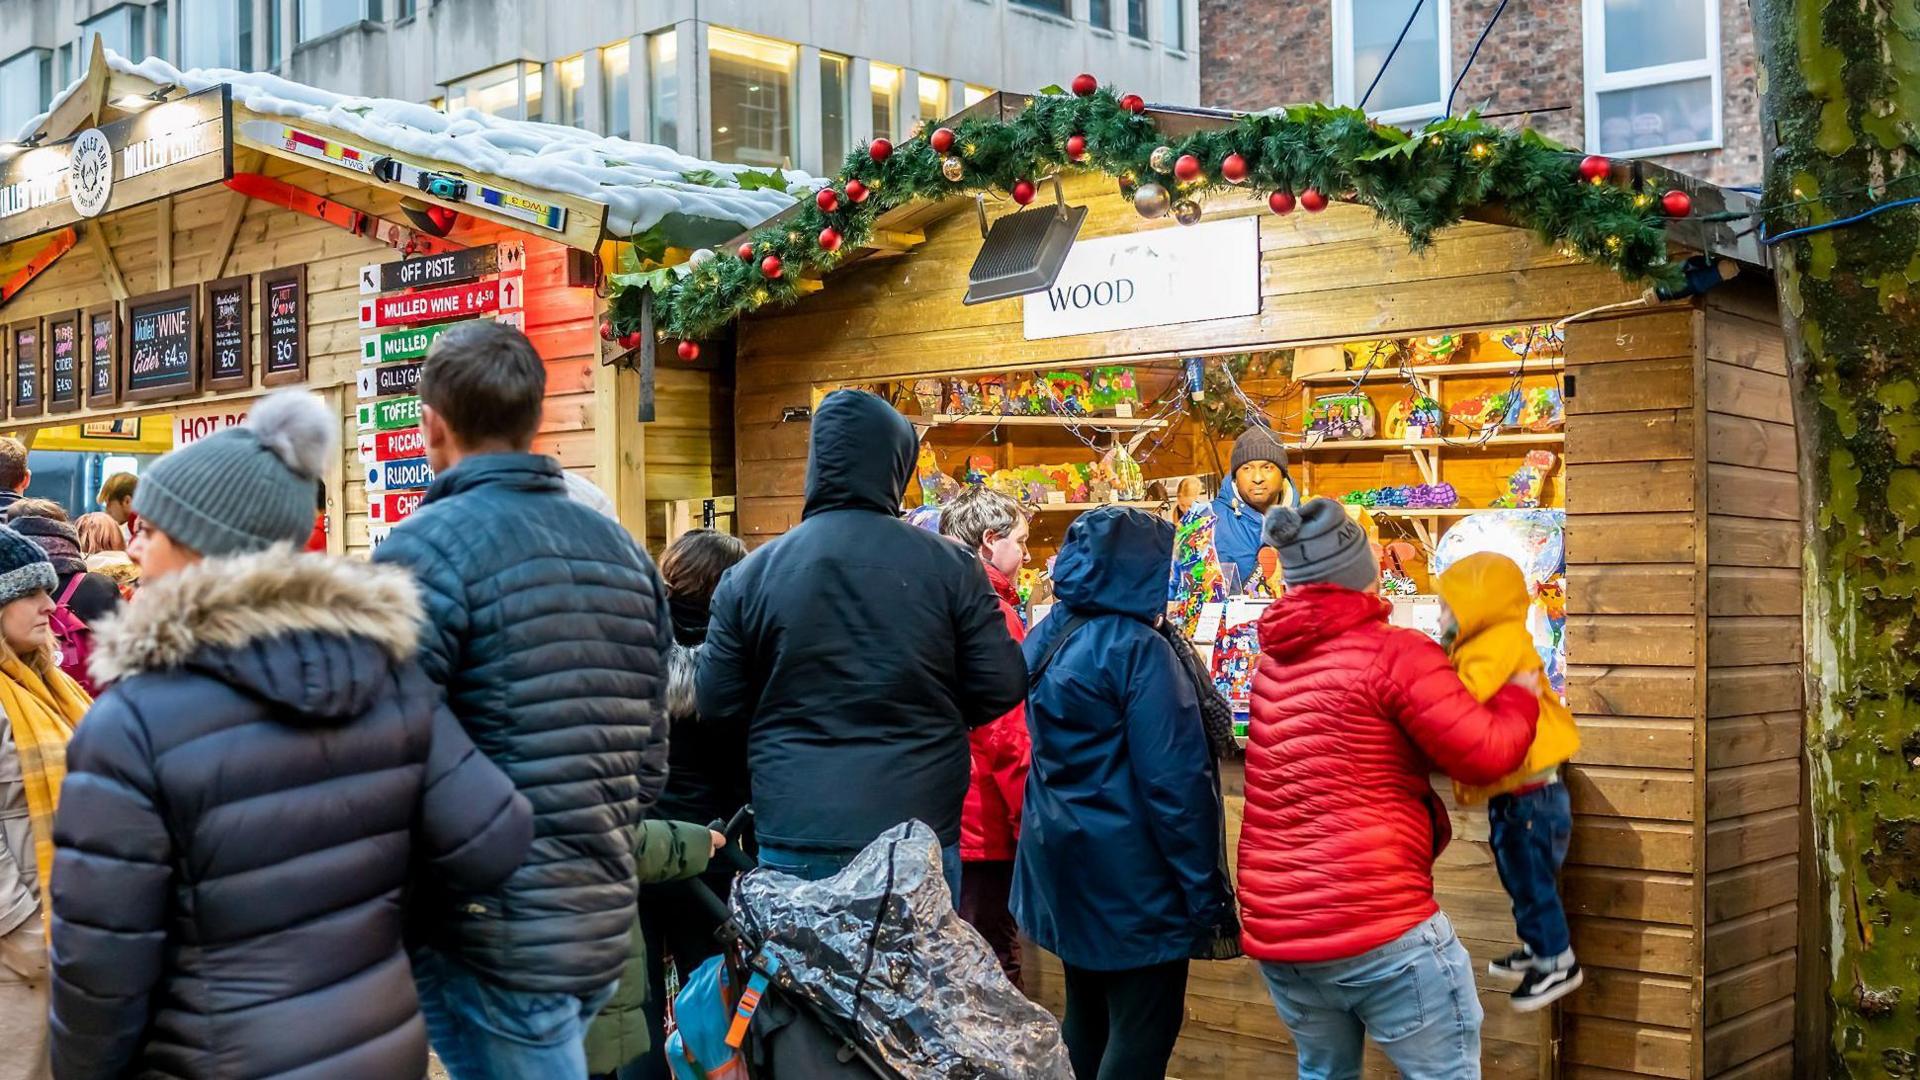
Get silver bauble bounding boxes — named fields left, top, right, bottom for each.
left=942, top=156, right=965, bottom=181
left=1149, top=145, right=1175, bottom=173
left=1172, top=199, right=1203, bottom=226
left=687, top=247, right=717, bottom=267
left=1133, top=182, right=1171, bottom=218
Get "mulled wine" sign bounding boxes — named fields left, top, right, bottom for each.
left=123, top=287, right=198, bottom=402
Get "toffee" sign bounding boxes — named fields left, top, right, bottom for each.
left=203, top=276, right=252, bottom=391
left=45, top=311, right=80, bottom=412
left=123, top=287, right=199, bottom=402
left=261, top=266, right=307, bottom=386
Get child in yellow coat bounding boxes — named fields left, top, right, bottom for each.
left=1436, top=552, right=1582, bottom=1012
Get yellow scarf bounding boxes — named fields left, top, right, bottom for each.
left=0, top=650, right=91, bottom=924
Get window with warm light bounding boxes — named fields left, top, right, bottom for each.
left=918, top=74, right=949, bottom=129
left=820, top=52, right=850, bottom=170
left=556, top=54, right=586, bottom=129
left=963, top=84, right=992, bottom=108
left=870, top=62, right=900, bottom=143
left=647, top=32, right=678, bottom=148
left=82, top=5, right=146, bottom=64
left=708, top=27, right=795, bottom=167
left=299, top=0, right=377, bottom=43
left=179, top=0, right=240, bottom=69
left=603, top=42, right=631, bottom=139
left=1332, top=0, right=1451, bottom=125
left=0, top=49, right=49, bottom=136
left=1584, top=0, right=1721, bottom=156
left=447, top=62, right=542, bottom=122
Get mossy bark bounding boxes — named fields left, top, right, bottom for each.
left=1753, top=0, right=1920, bottom=1073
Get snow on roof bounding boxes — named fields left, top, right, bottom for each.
left=21, top=51, right=819, bottom=246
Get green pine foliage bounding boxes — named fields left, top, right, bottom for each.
left=629, top=88, right=1685, bottom=342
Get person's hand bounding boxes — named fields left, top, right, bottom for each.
left=710, top=830, right=728, bottom=857
left=1507, top=669, right=1544, bottom=695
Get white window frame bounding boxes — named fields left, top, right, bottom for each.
left=1330, top=0, right=1452, bottom=127
left=1581, top=0, right=1723, bottom=157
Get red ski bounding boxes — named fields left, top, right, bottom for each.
left=1, top=228, right=78, bottom=306
left=224, top=173, right=461, bottom=257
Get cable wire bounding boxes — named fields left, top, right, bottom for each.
left=1446, top=0, right=1513, bottom=117
left=1760, top=195, right=1920, bottom=246
left=1361, top=0, right=1426, bottom=111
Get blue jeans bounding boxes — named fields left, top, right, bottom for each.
left=1488, top=781, right=1573, bottom=960
left=757, top=840, right=964, bottom=904
left=413, top=947, right=616, bottom=1080
left=1259, top=912, right=1483, bottom=1080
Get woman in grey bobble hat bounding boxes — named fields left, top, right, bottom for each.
left=45, top=389, right=532, bottom=1080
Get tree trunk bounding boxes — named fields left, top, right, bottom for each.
left=1751, top=0, right=1920, bottom=1074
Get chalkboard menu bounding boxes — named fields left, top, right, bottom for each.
left=9, top=320, right=42, bottom=418
left=85, top=303, right=118, bottom=407
left=261, top=266, right=307, bottom=387
left=203, top=277, right=252, bottom=391
left=45, top=311, right=80, bottom=413
left=122, top=287, right=200, bottom=403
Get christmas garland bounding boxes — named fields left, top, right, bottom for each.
left=607, top=78, right=1692, bottom=353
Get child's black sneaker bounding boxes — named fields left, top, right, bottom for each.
left=1488, top=947, right=1534, bottom=981
left=1512, top=962, right=1583, bottom=1012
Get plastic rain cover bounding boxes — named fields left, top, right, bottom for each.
left=731, top=821, right=1073, bottom=1079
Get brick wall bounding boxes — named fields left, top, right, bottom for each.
left=1199, top=0, right=1762, bottom=187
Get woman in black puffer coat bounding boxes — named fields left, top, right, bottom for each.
left=46, top=391, right=532, bottom=1080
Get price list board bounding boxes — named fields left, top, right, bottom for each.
left=45, top=311, right=80, bottom=413
left=261, top=266, right=308, bottom=387
left=122, top=287, right=200, bottom=404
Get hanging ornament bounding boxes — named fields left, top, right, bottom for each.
left=1172, top=199, right=1203, bottom=226
left=1066, top=134, right=1088, bottom=161
left=687, top=247, right=716, bottom=268
left=1071, top=72, right=1098, bottom=97
left=1133, top=182, right=1171, bottom=218
left=1011, top=179, right=1037, bottom=205
left=815, top=188, right=840, bottom=212
left=930, top=126, right=956, bottom=154
left=1149, top=145, right=1175, bottom=173
left=736, top=243, right=756, bottom=261
left=869, top=138, right=893, bottom=163
left=618, top=330, right=644, bottom=350
left=942, top=156, right=965, bottom=182
left=1174, top=153, right=1203, bottom=182
left=1660, top=189, right=1693, bottom=217
left=760, top=254, right=783, bottom=279
left=845, top=179, right=869, bottom=203
left=1578, top=155, right=1611, bottom=184
left=819, top=226, right=843, bottom=251
left=599, top=320, right=616, bottom=342
left=677, top=340, right=700, bottom=361
left=1120, top=94, right=1146, bottom=113
left=1221, top=153, right=1248, bottom=183
left=1299, top=188, right=1328, bottom=212
left=1268, top=190, right=1296, bottom=215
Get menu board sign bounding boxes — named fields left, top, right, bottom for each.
left=203, top=276, right=252, bottom=390
left=9, top=321, right=42, bottom=417
left=45, top=311, right=80, bottom=412
left=261, top=266, right=307, bottom=386
left=85, top=303, right=117, bottom=407
left=123, top=287, right=199, bottom=402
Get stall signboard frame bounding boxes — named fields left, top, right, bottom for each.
left=9, top=319, right=43, bottom=418
left=84, top=302, right=118, bottom=408
left=121, top=285, right=201, bottom=403
left=202, top=276, right=253, bottom=391
left=44, top=309, right=81, bottom=413
left=261, top=265, right=308, bottom=387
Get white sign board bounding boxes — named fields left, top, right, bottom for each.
left=1022, top=216, right=1260, bottom=340
left=173, top=402, right=251, bottom=447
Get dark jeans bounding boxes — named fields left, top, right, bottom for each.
left=1060, top=959, right=1190, bottom=1080
left=1488, top=781, right=1574, bottom=960
left=757, top=840, right=964, bottom=903
left=958, top=859, right=1023, bottom=991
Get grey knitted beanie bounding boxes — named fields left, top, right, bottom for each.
left=1263, top=497, right=1379, bottom=593
left=134, top=390, right=336, bottom=557
left=0, top=525, right=56, bottom=606
left=1230, top=425, right=1289, bottom=476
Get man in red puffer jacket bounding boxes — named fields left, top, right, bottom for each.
left=940, top=487, right=1033, bottom=991
left=1242, top=498, right=1539, bottom=1079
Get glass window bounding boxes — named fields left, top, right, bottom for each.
left=154, top=2, right=169, bottom=62
left=647, top=31, right=677, bottom=148
left=396, top=0, right=416, bottom=17
left=524, top=65, right=542, bottom=122
left=1089, top=0, right=1111, bottom=29
left=1011, top=0, right=1070, bottom=13
left=819, top=52, right=849, bottom=170
left=447, top=62, right=540, bottom=120
left=267, top=0, right=281, bottom=67
left=870, top=62, right=900, bottom=142
left=56, top=42, right=72, bottom=87
left=180, top=0, right=240, bottom=69
left=0, top=50, right=49, bottom=137
left=1163, top=0, right=1185, bottom=49
left=963, top=84, right=991, bottom=108
left=81, top=5, right=145, bottom=61
left=602, top=42, right=631, bottom=139
left=917, top=74, right=948, bottom=128
left=1333, top=0, right=1448, bottom=123
left=1127, top=0, right=1147, bottom=38
left=1585, top=0, right=1720, bottom=155
left=707, top=27, right=795, bottom=167
left=238, top=0, right=253, bottom=66
left=299, top=0, right=369, bottom=42
left=556, top=55, right=585, bottom=128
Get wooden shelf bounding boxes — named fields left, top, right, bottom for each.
left=924, top=413, right=1170, bottom=429
left=1297, top=359, right=1566, bottom=385
left=1285, top=432, right=1565, bottom=452
left=1361, top=507, right=1482, bottom=518
left=1031, top=501, right=1167, bottom=512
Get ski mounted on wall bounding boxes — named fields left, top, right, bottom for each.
left=223, top=172, right=462, bottom=257
left=0, top=227, right=78, bottom=307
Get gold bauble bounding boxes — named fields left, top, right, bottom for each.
left=1172, top=198, right=1203, bottom=226
left=942, top=156, right=965, bottom=181
left=1133, top=182, right=1171, bottom=219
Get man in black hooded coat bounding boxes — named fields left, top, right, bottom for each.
left=697, top=389, right=1026, bottom=897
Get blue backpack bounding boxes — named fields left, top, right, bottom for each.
left=666, top=956, right=749, bottom=1080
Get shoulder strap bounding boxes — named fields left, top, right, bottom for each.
left=56, top=574, right=85, bottom=608
left=1027, top=612, right=1092, bottom=689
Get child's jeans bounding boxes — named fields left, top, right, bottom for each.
left=1488, top=779, right=1574, bottom=961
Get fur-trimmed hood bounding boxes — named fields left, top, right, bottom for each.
left=90, top=549, right=423, bottom=719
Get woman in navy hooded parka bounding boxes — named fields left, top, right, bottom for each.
left=1014, top=506, right=1232, bottom=1080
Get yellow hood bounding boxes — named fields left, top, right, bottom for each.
left=1437, top=552, right=1531, bottom=644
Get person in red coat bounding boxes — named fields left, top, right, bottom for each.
left=1242, top=498, right=1540, bottom=1079
left=939, top=487, right=1032, bottom=990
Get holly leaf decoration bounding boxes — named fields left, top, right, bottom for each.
left=1038, top=84, right=1066, bottom=96
left=609, top=267, right=678, bottom=294
left=679, top=168, right=727, bottom=188
left=733, top=169, right=789, bottom=192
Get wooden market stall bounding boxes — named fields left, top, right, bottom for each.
left=727, top=117, right=1805, bottom=1078
left=0, top=40, right=764, bottom=551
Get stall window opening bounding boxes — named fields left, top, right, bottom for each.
left=1583, top=0, right=1721, bottom=156
left=707, top=27, right=796, bottom=168
left=0, top=49, right=50, bottom=137
left=1331, top=0, right=1451, bottom=125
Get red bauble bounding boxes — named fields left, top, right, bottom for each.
left=736, top=243, right=755, bottom=261
left=1071, top=73, right=1098, bottom=97
left=1661, top=189, right=1693, bottom=217
left=1268, top=190, right=1296, bottom=215
left=1011, top=179, right=1036, bottom=205
left=617, top=331, right=644, bottom=350
left=1221, top=153, right=1248, bottom=183
left=1066, top=134, right=1088, bottom=161
left=598, top=320, right=616, bottom=342
left=845, top=179, right=869, bottom=203
left=1299, top=188, right=1328, bottom=212
left=676, top=340, right=700, bottom=361
left=929, top=127, right=956, bottom=153
left=1578, top=155, right=1611, bottom=183
left=424, top=205, right=460, bottom=234
left=760, top=254, right=783, bottom=279
left=1173, top=154, right=1202, bottom=182
left=1120, top=94, right=1146, bottom=113
left=819, top=227, right=843, bottom=251
left=815, top=188, right=840, bottom=212
left=868, top=138, right=893, bottom=162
